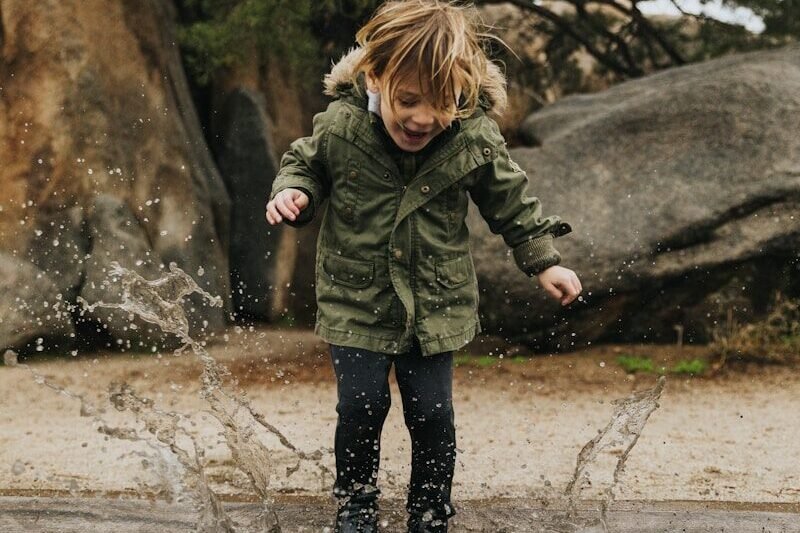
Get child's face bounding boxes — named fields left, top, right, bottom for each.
left=367, top=71, right=459, bottom=152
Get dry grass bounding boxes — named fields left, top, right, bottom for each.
left=709, top=293, right=800, bottom=370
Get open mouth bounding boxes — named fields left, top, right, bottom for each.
left=401, top=127, right=430, bottom=143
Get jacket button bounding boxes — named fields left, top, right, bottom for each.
left=349, top=170, right=357, bottom=179
left=420, top=185, right=430, bottom=194
left=384, top=172, right=390, bottom=180
left=393, top=249, right=403, bottom=259
left=483, top=147, right=492, bottom=156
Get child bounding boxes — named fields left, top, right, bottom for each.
left=266, top=1, right=582, bottom=531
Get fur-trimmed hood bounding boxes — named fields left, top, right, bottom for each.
left=322, top=46, right=508, bottom=115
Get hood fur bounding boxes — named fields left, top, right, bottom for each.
left=322, top=47, right=507, bottom=115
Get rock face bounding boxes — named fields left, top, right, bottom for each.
left=470, top=44, right=800, bottom=349
left=214, top=88, right=287, bottom=322
left=0, top=252, right=74, bottom=352
left=0, top=0, right=231, bottom=353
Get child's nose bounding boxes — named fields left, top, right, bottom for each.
left=411, top=108, right=436, bottom=129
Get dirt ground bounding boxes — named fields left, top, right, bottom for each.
left=2, top=325, right=799, bottom=512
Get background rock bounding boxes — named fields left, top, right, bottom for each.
left=0, top=0, right=231, bottom=353
left=214, top=88, right=289, bottom=322
left=0, top=252, right=74, bottom=354
left=470, top=43, right=800, bottom=350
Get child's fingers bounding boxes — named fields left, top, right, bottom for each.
left=560, top=278, right=581, bottom=305
left=281, top=194, right=300, bottom=216
left=542, top=280, right=564, bottom=301
left=291, top=191, right=309, bottom=210
left=570, top=277, right=581, bottom=297
left=277, top=196, right=297, bottom=221
left=266, top=201, right=283, bottom=223
left=279, top=193, right=299, bottom=214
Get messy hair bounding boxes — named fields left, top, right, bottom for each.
left=353, top=0, right=507, bottom=122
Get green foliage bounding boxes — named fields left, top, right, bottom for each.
left=616, top=354, right=708, bottom=376
left=671, top=358, right=709, bottom=375
left=616, top=355, right=657, bottom=374
left=177, top=0, right=313, bottom=84
left=176, top=0, right=378, bottom=85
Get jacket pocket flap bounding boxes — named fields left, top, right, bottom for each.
left=435, top=255, right=470, bottom=289
left=323, top=254, right=374, bottom=289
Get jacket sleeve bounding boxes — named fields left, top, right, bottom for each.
left=467, top=139, right=572, bottom=276
left=268, top=105, right=335, bottom=228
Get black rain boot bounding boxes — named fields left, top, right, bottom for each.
left=333, top=487, right=380, bottom=533
left=407, top=510, right=448, bottom=533
left=334, top=506, right=378, bottom=533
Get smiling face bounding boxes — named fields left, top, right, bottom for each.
left=366, top=70, right=460, bottom=152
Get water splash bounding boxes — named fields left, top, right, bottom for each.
left=104, top=381, right=236, bottom=532
left=3, top=348, right=97, bottom=418
left=563, top=375, right=667, bottom=531
left=3, top=347, right=190, bottom=507
left=76, top=261, right=333, bottom=532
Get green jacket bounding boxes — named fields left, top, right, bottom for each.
left=269, top=48, right=572, bottom=356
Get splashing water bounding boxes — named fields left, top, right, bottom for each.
left=6, top=261, right=334, bottom=532
left=4, top=346, right=200, bottom=508
left=562, top=375, right=667, bottom=531
left=76, top=261, right=338, bottom=532
left=3, top=348, right=97, bottom=418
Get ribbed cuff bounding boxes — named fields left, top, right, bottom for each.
left=513, top=233, right=561, bottom=276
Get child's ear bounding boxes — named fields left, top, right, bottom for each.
left=365, top=70, right=380, bottom=93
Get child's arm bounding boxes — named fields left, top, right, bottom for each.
left=266, top=108, right=334, bottom=228
left=468, top=139, right=582, bottom=304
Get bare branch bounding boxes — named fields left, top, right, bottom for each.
left=573, top=0, right=642, bottom=75
left=477, top=0, right=642, bottom=77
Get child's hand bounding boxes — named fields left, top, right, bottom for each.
left=266, top=188, right=309, bottom=225
left=536, top=265, right=582, bottom=306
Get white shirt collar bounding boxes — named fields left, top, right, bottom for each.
left=367, top=88, right=382, bottom=117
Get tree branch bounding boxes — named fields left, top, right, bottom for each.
left=573, top=0, right=642, bottom=75
left=592, top=0, right=686, bottom=65
left=477, top=0, right=642, bottom=77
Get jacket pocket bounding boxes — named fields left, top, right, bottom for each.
left=322, top=253, right=374, bottom=289
left=434, top=255, right=470, bottom=289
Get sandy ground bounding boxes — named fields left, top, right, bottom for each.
left=2, top=325, right=799, bottom=511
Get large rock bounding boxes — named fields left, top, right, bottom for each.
left=214, top=88, right=289, bottom=322
left=0, top=252, right=74, bottom=354
left=470, top=44, right=800, bottom=349
left=0, top=0, right=231, bottom=353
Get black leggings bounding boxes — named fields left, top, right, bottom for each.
left=330, top=338, right=457, bottom=520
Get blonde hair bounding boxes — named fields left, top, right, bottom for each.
left=353, top=0, right=507, bottom=121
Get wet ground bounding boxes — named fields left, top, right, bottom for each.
left=2, top=325, right=800, bottom=531
left=1, top=496, right=798, bottom=532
